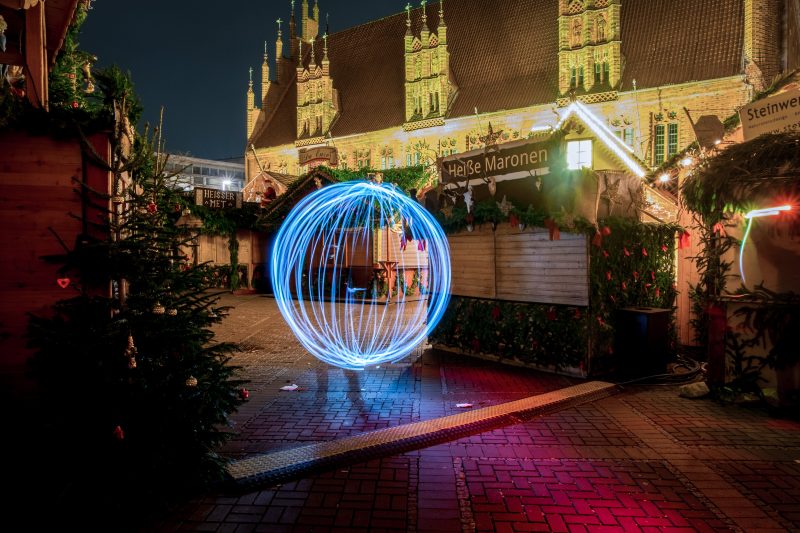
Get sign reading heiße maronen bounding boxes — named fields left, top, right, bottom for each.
left=740, top=87, right=800, bottom=141
left=438, top=138, right=553, bottom=183
left=194, top=187, right=242, bottom=209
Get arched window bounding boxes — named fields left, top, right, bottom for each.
left=571, top=19, right=582, bottom=47
left=596, top=16, right=606, bottom=41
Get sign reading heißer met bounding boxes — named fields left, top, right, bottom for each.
left=740, top=87, right=800, bottom=141
left=194, top=187, right=242, bottom=209
left=438, top=138, right=552, bottom=183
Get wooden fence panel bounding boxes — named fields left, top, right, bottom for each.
left=447, top=226, right=495, bottom=299
left=446, top=226, right=588, bottom=305
left=496, top=228, right=589, bottom=306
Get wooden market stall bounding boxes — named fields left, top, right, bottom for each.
left=429, top=102, right=681, bottom=377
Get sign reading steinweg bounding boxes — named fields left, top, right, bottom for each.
left=438, top=138, right=553, bottom=183
left=740, top=87, right=800, bottom=141
left=194, top=187, right=242, bottom=209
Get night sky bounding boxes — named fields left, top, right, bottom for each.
left=80, top=1, right=403, bottom=161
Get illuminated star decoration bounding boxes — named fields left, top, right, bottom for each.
left=739, top=205, right=792, bottom=286
left=271, top=181, right=452, bottom=370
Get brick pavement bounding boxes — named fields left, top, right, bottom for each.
left=154, top=295, right=800, bottom=533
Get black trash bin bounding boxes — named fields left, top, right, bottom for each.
left=615, top=307, right=671, bottom=378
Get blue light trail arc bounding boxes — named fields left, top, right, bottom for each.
left=271, top=181, right=451, bottom=370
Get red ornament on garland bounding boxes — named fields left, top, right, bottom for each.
left=661, top=244, right=668, bottom=252
left=546, top=307, right=557, bottom=321
left=174, top=203, right=182, bottom=213
left=633, top=271, right=640, bottom=280
left=471, top=338, right=481, bottom=352
left=147, top=202, right=157, bottom=213
left=623, top=247, right=631, bottom=257
left=491, top=306, right=501, bottom=321
left=71, top=101, right=79, bottom=109
left=240, top=388, right=250, bottom=400
left=621, top=281, right=627, bottom=290
left=56, top=278, right=70, bottom=289
left=602, top=250, right=609, bottom=258
left=606, top=271, right=612, bottom=281
left=509, top=214, right=519, bottom=228
left=601, top=226, right=612, bottom=236
left=655, top=287, right=661, bottom=298
left=113, top=425, right=125, bottom=441
left=574, top=308, right=582, bottom=319
left=651, top=271, right=656, bottom=281
left=642, top=247, right=648, bottom=257
left=592, top=231, right=603, bottom=247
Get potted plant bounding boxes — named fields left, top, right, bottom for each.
left=733, top=286, right=800, bottom=410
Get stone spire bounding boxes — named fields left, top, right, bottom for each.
left=275, top=18, right=284, bottom=83
left=322, top=32, right=330, bottom=74
left=438, top=0, right=446, bottom=43
left=261, top=41, right=271, bottom=106
left=246, top=67, right=256, bottom=137
left=420, top=0, right=430, bottom=43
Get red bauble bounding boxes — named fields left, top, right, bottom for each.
left=113, top=425, right=125, bottom=441
left=240, top=388, right=250, bottom=400
left=601, top=226, right=612, bottom=236
left=491, top=306, right=501, bottom=320
left=56, top=278, right=70, bottom=289
left=147, top=202, right=157, bottom=213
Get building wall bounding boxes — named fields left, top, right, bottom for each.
left=246, top=76, right=750, bottom=181
left=0, top=131, right=110, bottom=389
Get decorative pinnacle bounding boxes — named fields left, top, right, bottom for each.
left=421, top=0, right=427, bottom=23
left=323, top=32, right=328, bottom=55
left=405, top=3, right=412, bottom=27
left=248, top=66, right=253, bottom=86
left=264, top=40, right=268, bottom=57
left=277, top=17, right=282, bottom=35
left=310, top=38, right=315, bottom=59
left=439, top=0, right=444, bottom=21
left=291, top=0, right=295, bottom=12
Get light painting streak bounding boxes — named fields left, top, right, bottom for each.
left=271, top=181, right=451, bottom=370
left=739, top=205, right=792, bottom=285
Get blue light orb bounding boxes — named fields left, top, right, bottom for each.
left=271, top=181, right=451, bottom=370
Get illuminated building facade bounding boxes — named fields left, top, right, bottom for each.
left=244, top=0, right=789, bottom=184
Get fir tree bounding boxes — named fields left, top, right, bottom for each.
left=26, top=5, right=246, bottom=515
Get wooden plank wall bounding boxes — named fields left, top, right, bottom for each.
left=448, top=225, right=496, bottom=298
left=496, top=227, right=589, bottom=306
left=448, top=225, right=589, bottom=306
left=0, top=132, right=90, bottom=382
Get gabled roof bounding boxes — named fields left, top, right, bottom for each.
left=253, top=0, right=744, bottom=150
left=558, top=101, right=647, bottom=178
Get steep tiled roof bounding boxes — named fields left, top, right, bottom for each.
left=619, top=0, right=744, bottom=90
left=253, top=0, right=744, bottom=150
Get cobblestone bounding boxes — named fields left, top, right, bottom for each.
left=155, top=295, right=800, bottom=533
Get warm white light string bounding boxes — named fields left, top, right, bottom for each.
left=271, top=181, right=452, bottom=370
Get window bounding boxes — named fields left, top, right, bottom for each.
left=434, top=92, right=440, bottom=112
left=602, top=61, right=609, bottom=83
left=578, top=66, right=584, bottom=88
left=594, top=62, right=601, bottom=84
left=653, top=124, right=665, bottom=164
left=381, top=156, right=387, bottom=170
left=624, top=127, right=634, bottom=147
left=667, top=123, right=678, bottom=158
left=567, top=140, right=592, bottom=170
left=596, top=16, right=606, bottom=41
left=570, top=67, right=577, bottom=88
left=414, top=152, right=420, bottom=165
left=406, top=153, right=412, bottom=166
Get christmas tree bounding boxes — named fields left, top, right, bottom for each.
left=26, top=3, right=246, bottom=516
